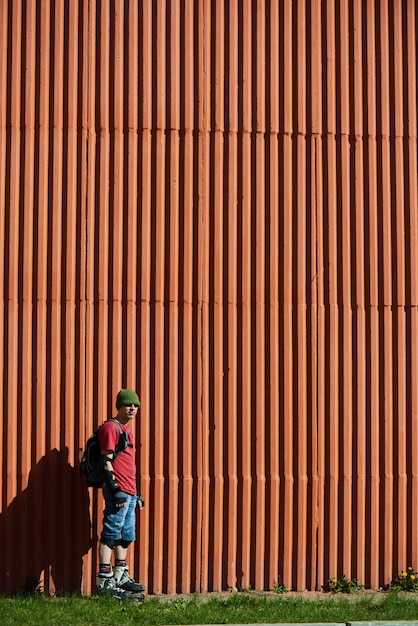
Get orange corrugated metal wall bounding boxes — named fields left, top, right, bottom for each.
left=0, top=0, right=417, bottom=595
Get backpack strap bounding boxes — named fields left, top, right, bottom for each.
left=107, top=418, right=132, bottom=456
left=109, top=418, right=124, bottom=434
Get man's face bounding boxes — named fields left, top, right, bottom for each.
left=118, top=403, right=139, bottom=420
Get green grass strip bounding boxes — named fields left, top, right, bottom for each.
left=1, top=591, right=418, bottom=625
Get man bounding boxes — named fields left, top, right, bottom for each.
left=96, top=388, right=145, bottom=600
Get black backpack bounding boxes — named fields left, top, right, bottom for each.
left=80, top=419, right=130, bottom=487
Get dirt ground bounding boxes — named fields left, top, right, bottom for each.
left=152, top=588, right=390, bottom=602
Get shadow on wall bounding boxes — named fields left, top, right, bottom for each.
left=0, top=447, right=92, bottom=594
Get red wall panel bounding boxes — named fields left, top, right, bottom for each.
left=0, top=0, right=417, bottom=595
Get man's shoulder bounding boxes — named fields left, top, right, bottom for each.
left=98, top=419, right=121, bottom=437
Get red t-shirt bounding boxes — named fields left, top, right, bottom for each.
left=98, top=419, right=137, bottom=495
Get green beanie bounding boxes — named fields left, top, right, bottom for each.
left=116, top=388, right=140, bottom=409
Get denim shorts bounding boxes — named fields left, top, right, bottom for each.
left=100, top=486, right=138, bottom=545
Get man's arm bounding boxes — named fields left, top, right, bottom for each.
left=100, top=449, right=127, bottom=508
left=101, top=449, right=114, bottom=470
